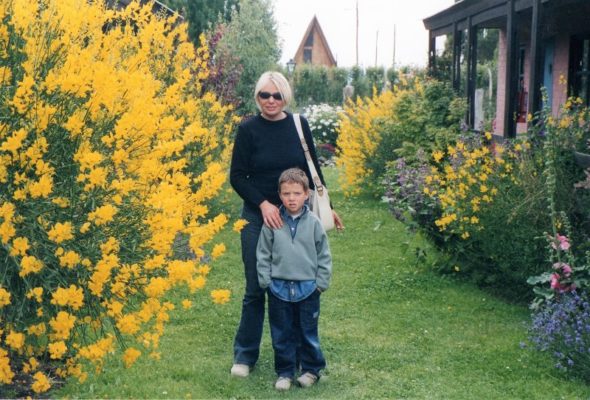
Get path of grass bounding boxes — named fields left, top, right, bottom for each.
left=56, top=168, right=590, bottom=399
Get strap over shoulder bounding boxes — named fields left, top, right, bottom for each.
left=293, top=113, right=322, bottom=191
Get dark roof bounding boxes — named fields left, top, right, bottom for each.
left=422, top=0, right=561, bottom=35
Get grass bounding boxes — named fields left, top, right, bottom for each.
left=54, top=168, right=590, bottom=399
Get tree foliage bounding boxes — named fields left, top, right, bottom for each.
left=215, top=0, right=280, bottom=115
left=158, top=0, right=238, bottom=44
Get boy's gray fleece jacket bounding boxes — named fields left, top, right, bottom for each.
left=256, top=210, right=332, bottom=291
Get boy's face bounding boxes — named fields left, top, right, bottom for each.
left=279, top=181, right=309, bottom=215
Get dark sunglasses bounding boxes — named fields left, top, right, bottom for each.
left=258, top=91, right=283, bottom=101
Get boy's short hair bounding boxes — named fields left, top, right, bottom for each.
left=278, top=168, right=309, bottom=191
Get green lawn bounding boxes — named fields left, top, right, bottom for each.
left=55, top=168, right=590, bottom=399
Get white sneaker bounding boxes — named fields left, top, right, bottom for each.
left=297, top=372, right=318, bottom=388
left=275, top=376, right=292, bottom=391
left=230, top=363, right=250, bottom=377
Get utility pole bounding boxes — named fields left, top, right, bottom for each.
left=375, top=30, right=379, bottom=67
left=355, top=0, right=359, bottom=66
left=392, top=24, right=396, bottom=69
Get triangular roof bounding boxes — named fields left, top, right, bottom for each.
left=294, top=16, right=337, bottom=67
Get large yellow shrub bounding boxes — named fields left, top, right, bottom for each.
left=336, top=88, right=398, bottom=195
left=0, top=0, right=237, bottom=393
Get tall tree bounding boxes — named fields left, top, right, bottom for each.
left=159, top=0, right=238, bottom=44
left=216, top=0, right=280, bottom=114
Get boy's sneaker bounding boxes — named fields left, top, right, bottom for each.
left=296, top=372, right=318, bottom=388
left=230, top=363, right=250, bottom=377
left=275, top=377, right=292, bottom=391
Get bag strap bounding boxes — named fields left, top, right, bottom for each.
left=293, top=113, right=324, bottom=195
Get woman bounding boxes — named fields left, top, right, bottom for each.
left=229, top=71, right=343, bottom=377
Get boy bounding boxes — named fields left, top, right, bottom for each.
left=257, top=167, right=332, bottom=391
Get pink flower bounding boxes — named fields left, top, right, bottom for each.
left=550, top=273, right=561, bottom=289
left=552, top=262, right=573, bottom=277
left=551, top=234, right=571, bottom=251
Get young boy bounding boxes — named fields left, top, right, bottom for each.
left=257, top=167, right=332, bottom=391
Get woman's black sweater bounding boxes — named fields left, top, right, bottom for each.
left=230, top=112, right=326, bottom=212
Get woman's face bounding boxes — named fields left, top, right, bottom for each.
left=258, top=82, right=285, bottom=121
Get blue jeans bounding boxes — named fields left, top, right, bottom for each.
left=233, top=204, right=265, bottom=367
left=268, top=290, right=326, bottom=378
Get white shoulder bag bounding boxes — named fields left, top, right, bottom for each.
left=293, top=114, right=335, bottom=231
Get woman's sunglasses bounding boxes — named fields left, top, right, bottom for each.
left=258, top=91, right=283, bottom=101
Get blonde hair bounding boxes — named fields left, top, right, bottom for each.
left=254, top=71, right=293, bottom=111
left=278, top=168, right=309, bottom=192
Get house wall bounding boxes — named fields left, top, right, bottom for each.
left=495, top=30, right=571, bottom=137
left=311, top=32, right=336, bottom=67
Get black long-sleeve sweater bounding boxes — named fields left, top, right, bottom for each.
left=230, top=112, right=327, bottom=212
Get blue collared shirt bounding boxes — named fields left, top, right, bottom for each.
left=269, top=205, right=317, bottom=302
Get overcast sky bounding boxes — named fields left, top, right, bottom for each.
left=272, top=0, right=455, bottom=68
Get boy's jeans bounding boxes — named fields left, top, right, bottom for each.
left=268, top=289, right=326, bottom=378
left=233, top=204, right=265, bottom=367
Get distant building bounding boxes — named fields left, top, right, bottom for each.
left=424, top=0, right=590, bottom=138
left=293, top=16, right=337, bottom=68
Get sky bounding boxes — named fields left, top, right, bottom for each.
left=272, top=0, right=455, bottom=69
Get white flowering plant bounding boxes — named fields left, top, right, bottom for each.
left=303, top=103, right=343, bottom=147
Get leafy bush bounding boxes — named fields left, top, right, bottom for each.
left=292, top=64, right=348, bottom=107
left=337, top=78, right=465, bottom=196
left=0, top=0, right=237, bottom=394
left=385, top=97, right=590, bottom=300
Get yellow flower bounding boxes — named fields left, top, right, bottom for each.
left=232, top=219, right=248, bottom=233
left=20, top=255, right=44, bottom=277
left=51, top=285, right=84, bottom=310
left=484, top=131, right=492, bottom=140
left=5, top=330, right=25, bottom=350
left=47, top=221, right=74, bottom=243
left=0, top=128, right=27, bottom=155
left=182, top=299, right=192, bottom=309
left=0, top=287, right=11, bottom=307
left=48, top=341, right=67, bottom=359
left=26, top=287, right=43, bottom=302
left=27, top=323, right=46, bottom=336
left=51, top=197, right=70, bottom=208
left=432, top=150, right=444, bottom=163
left=59, top=250, right=81, bottom=268
left=28, top=174, right=53, bottom=198
left=10, top=236, right=29, bottom=256
left=211, top=243, right=226, bottom=259
left=210, top=289, right=231, bottom=304
left=0, top=348, right=14, bottom=384
left=116, top=314, right=140, bottom=335
left=144, top=277, right=170, bottom=298
left=122, top=348, right=141, bottom=368
left=88, top=204, right=117, bottom=226
left=31, top=371, right=51, bottom=393
left=49, top=311, right=76, bottom=340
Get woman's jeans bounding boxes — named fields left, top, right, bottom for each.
left=268, top=290, right=326, bottom=378
left=233, top=204, right=265, bottom=366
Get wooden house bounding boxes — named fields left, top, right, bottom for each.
left=424, top=0, right=590, bottom=138
left=293, top=16, right=337, bottom=68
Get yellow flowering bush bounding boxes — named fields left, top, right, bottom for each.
left=336, top=88, right=399, bottom=195
left=423, top=136, right=521, bottom=240
left=337, top=79, right=465, bottom=196
left=0, top=0, right=238, bottom=393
